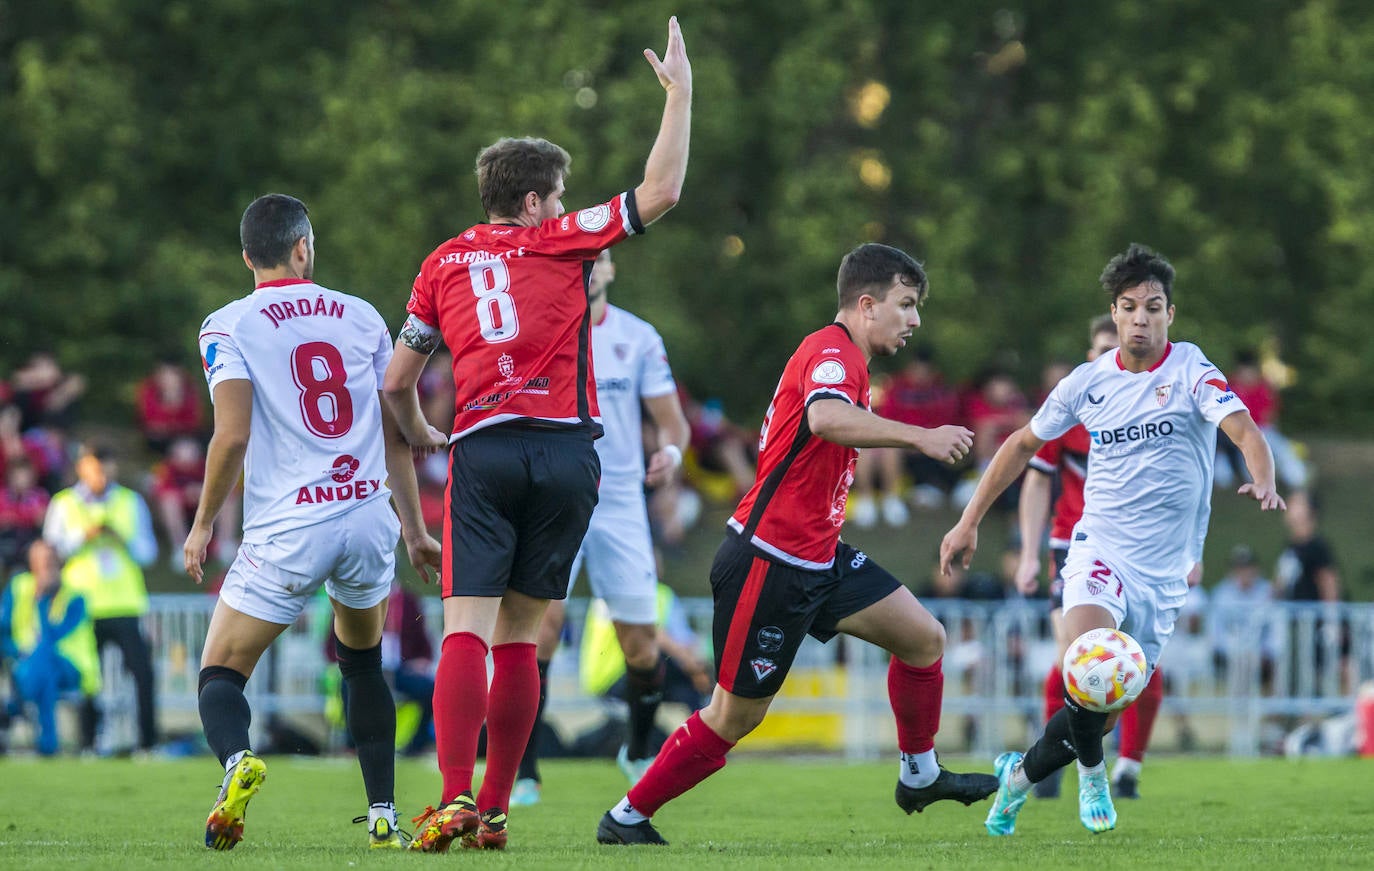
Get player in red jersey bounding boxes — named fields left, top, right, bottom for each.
left=1016, top=315, right=1169, bottom=801
left=596, top=243, right=998, bottom=847
left=382, top=17, right=692, bottom=853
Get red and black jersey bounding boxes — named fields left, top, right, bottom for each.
left=1028, top=424, right=1090, bottom=548
left=407, top=191, right=644, bottom=440
left=729, top=323, right=870, bottom=569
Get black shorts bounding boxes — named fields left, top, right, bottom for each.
left=1049, top=547, right=1068, bottom=610
left=441, top=425, right=600, bottom=600
left=709, top=531, right=900, bottom=699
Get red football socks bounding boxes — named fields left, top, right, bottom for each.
left=626, top=711, right=734, bottom=817
left=476, top=642, right=540, bottom=812
left=433, top=631, right=489, bottom=802
left=1118, top=666, right=1164, bottom=761
left=1043, top=662, right=1066, bottom=724
left=888, top=656, right=944, bottom=753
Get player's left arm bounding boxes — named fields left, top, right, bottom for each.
left=643, top=390, right=690, bottom=489
left=379, top=391, right=442, bottom=584
left=184, top=378, right=252, bottom=584
left=1218, top=410, right=1286, bottom=511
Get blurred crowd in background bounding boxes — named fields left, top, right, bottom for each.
left=0, top=340, right=1354, bottom=758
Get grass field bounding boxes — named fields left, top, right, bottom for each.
left=1, top=755, right=1369, bottom=869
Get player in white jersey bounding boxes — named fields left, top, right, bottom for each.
left=185, top=194, right=442, bottom=851
left=940, top=243, right=1285, bottom=837
left=512, top=250, right=690, bottom=805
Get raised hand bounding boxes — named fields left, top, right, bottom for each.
left=645, top=16, right=691, bottom=95
left=1238, top=482, right=1286, bottom=512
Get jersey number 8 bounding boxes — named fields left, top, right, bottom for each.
left=470, top=259, right=520, bottom=343
left=292, top=341, right=354, bottom=438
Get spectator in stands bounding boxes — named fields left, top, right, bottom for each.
left=0, top=457, right=50, bottom=577
left=149, top=435, right=238, bottom=568
left=1276, top=491, right=1349, bottom=692
left=1208, top=544, right=1276, bottom=690
left=952, top=367, right=1030, bottom=510
left=0, top=540, right=101, bottom=755
left=0, top=403, right=65, bottom=493
left=850, top=346, right=963, bottom=526
left=9, top=352, right=86, bottom=432
left=679, top=387, right=757, bottom=501
left=136, top=357, right=206, bottom=455
left=43, top=443, right=159, bottom=753
left=1216, top=348, right=1308, bottom=492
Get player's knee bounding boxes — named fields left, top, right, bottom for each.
left=198, top=665, right=248, bottom=694
left=335, top=637, right=383, bottom=679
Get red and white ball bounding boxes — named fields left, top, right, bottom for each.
left=1062, top=628, right=1148, bottom=713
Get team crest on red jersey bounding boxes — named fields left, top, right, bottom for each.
left=1155, top=384, right=1172, bottom=406
left=576, top=204, right=612, bottom=233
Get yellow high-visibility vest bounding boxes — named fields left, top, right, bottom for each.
left=579, top=584, right=677, bottom=697
left=47, top=486, right=149, bottom=619
left=7, top=571, right=102, bottom=695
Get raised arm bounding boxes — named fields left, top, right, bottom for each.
left=634, top=16, right=692, bottom=226
left=184, top=379, right=252, bottom=584
left=1219, top=410, right=1286, bottom=512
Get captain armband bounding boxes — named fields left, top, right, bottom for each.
left=398, top=313, right=442, bottom=355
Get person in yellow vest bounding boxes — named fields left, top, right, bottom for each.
left=579, top=583, right=713, bottom=708
left=0, top=540, right=101, bottom=755
left=42, top=442, right=159, bottom=752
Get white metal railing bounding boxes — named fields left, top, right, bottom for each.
left=40, top=595, right=1374, bottom=758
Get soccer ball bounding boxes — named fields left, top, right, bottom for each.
left=1062, top=628, right=1148, bottom=713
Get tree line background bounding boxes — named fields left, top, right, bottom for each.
left=4, top=0, right=1373, bottom=431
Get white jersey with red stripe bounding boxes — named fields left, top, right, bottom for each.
left=729, top=323, right=870, bottom=570
left=590, top=304, right=676, bottom=496
left=405, top=192, right=644, bottom=441
left=1030, top=341, right=1246, bottom=582
left=198, top=278, right=393, bottom=545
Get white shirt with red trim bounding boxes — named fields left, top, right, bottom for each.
left=1030, top=341, right=1246, bottom=582
left=591, top=304, right=676, bottom=496
left=405, top=192, right=643, bottom=441
left=198, top=278, right=393, bottom=544
left=729, top=323, right=869, bottom=570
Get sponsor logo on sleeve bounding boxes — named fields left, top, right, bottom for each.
left=202, top=342, right=218, bottom=371
left=811, top=359, right=847, bottom=385
left=575, top=204, right=612, bottom=233
left=1205, top=377, right=1230, bottom=392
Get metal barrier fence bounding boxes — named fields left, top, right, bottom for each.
left=72, top=595, right=1374, bottom=758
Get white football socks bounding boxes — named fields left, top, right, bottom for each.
left=611, top=797, right=648, bottom=825
left=898, top=749, right=939, bottom=789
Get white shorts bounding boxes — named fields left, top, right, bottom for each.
left=219, top=497, right=400, bottom=625
left=1061, top=546, right=1189, bottom=673
left=567, top=488, right=657, bottom=625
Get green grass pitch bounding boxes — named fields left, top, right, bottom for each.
left=0, top=755, right=1368, bottom=869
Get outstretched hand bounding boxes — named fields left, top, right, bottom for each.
left=1238, top=482, right=1286, bottom=512
left=919, top=425, right=974, bottom=465
left=645, top=16, right=691, bottom=95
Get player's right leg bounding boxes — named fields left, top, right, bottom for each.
left=198, top=598, right=286, bottom=850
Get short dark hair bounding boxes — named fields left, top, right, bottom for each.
left=836, top=243, right=928, bottom=310
left=1099, top=243, right=1174, bottom=303
left=80, top=441, right=116, bottom=463
left=476, top=138, right=571, bottom=220
left=1089, top=313, right=1117, bottom=342
left=241, top=194, right=311, bottom=269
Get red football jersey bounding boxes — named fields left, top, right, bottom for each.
left=729, top=323, right=869, bottom=569
left=407, top=191, right=643, bottom=439
left=1028, top=424, right=1091, bottom=547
